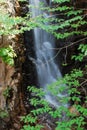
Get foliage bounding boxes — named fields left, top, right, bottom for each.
left=3, top=86, right=12, bottom=98
left=0, top=0, right=87, bottom=129
left=21, top=69, right=86, bottom=130
left=0, top=0, right=87, bottom=65
left=27, top=0, right=87, bottom=39
left=21, top=72, right=87, bottom=130
left=20, top=0, right=87, bottom=130
left=0, top=0, right=22, bottom=66
left=21, top=114, right=43, bottom=130
left=0, top=109, right=9, bottom=119
left=0, top=14, right=23, bottom=35
left=72, top=44, right=87, bottom=62
left=0, top=45, right=16, bottom=65
left=53, top=0, right=70, bottom=3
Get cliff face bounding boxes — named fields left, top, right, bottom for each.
left=0, top=1, right=25, bottom=130
left=0, top=0, right=15, bottom=110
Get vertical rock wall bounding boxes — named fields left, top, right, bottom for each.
left=0, top=1, right=26, bottom=130
left=0, top=0, right=31, bottom=128
left=0, top=0, right=16, bottom=110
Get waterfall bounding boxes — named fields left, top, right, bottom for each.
left=29, top=0, right=68, bottom=107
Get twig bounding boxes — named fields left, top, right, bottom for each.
left=46, top=37, right=87, bottom=50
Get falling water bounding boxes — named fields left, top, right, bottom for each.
left=29, top=0, right=68, bottom=107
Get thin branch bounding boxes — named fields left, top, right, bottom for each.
left=65, top=46, right=67, bottom=64
left=45, top=12, right=87, bottom=19
left=46, top=37, right=87, bottom=50
left=80, top=79, right=87, bottom=86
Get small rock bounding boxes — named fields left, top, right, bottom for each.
left=14, top=123, right=21, bottom=129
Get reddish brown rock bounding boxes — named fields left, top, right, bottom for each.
left=69, top=105, right=80, bottom=116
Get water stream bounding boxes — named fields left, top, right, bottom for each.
left=29, top=0, right=68, bottom=107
